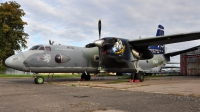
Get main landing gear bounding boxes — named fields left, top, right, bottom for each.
left=131, top=71, right=144, bottom=82
left=130, top=58, right=144, bottom=82
left=81, top=72, right=91, bottom=81
left=33, top=73, right=44, bottom=84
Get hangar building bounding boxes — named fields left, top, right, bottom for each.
left=180, top=46, right=200, bottom=75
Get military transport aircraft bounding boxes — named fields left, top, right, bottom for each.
left=5, top=19, right=200, bottom=84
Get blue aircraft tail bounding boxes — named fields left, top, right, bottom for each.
left=156, top=25, right=164, bottom=36
left=149, top=25, right=165, bottom=54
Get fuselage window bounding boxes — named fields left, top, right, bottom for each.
left=29, top=45, right=40, bottom=50
left=45, top=46, right=51, bottom=51
left=39, top=46, right=45, bottom=50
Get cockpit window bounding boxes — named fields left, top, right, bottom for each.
left=29, top=45, right=51, bottom=51
left=45, top=46, right=51, bottom=51
left=39, top=46, right=45, bottom=50
left=29, top=45, right=40, bottom=50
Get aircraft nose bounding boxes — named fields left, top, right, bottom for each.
left=5, top=53, right=25, bottom=70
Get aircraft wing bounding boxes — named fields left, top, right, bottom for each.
left=164, top=45, right=200, bottom=57
left=129, top=32, right=200, bottom=47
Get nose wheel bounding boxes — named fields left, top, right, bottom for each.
left=34, top=76, right=44, bottom=84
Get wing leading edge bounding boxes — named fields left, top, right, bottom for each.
left=129, top=32, right=200, bottom=47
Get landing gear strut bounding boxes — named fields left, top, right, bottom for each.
left=131, top=58, right=144, bottom=82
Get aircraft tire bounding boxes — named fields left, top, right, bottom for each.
left=81, top=73, right=91, bottom=80
left=136, top=72, right=144, bottom=82
left=81, top=73, right=86, bottom=80
left=138, top=72, right=144, bottom=82
left=35, top=76, right=44, bottom=84
left=85, top=74, right=91, bottom=80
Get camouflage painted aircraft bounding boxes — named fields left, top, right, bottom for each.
left=5, top=20, right=200, bottom=84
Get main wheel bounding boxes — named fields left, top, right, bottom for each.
left=136, top=72, right=144, bottom=82
left=81, top=73, right=91, bottom=80
left=81, top=73, right=86, bottom=80
left=35, top=76, right=44, bottom=84
left=85, top=73, right=91, bottom=80
left=139, top=73, right=144, bottom=82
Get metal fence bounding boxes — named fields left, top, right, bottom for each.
left=4, top=68, right=31, bottom=75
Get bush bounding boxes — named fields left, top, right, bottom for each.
left=0, top=66, right=7, bottom=74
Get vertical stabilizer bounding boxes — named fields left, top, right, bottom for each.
left=156, top=25, right=164, bottom=36
left=149, top=25, right=165, bottom=54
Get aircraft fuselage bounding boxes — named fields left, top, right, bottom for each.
left=5, top=44, right=168, bottom=73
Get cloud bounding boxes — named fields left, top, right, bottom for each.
left=1, top=0, right=200, bottom=63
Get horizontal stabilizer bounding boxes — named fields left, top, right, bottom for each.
left=167, top=62, right=180, bottom=64
left=161, top=66, right=180, bottom=69
left=164, top=45, right=200, bottom=57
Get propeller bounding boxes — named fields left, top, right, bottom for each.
left=49, top=40, right=54, bottom=45
left=98, top=19, right=102, bottom=72
left=98, top=19, right=101, bottom=39
left=85, top=19, right=104, bottom=72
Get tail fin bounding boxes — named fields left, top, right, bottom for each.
left=149, top=25, right=165, bottom=54
left=156, top=25, right=164, bottom=36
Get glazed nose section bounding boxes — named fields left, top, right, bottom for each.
left=5, top=53, right=25, bottom=70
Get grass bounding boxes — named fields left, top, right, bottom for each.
left=0, top=74, right=33, bottom=78
left=0, top=74, right=80, bottom=78
left=105, top=80, right=126, bottom=84
left=70, top=84, right=76, bottom=87
left=188, top=93, right=200, bottom=98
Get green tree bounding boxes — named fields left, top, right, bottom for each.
left=0, top=1, right=28, bottom=73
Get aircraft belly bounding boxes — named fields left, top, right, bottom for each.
left=25, top=67, right=135, bottom=73
left=27, top=67, right=98, bottom=73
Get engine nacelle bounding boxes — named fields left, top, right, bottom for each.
left=134, top=48, right=153, bottom=60
left=100, top=37, right=133, bottom=62
left=132, top=49, right=140, bottom=59
left=96, top=37, right=153, bottom=62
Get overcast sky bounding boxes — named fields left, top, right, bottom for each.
left=2, top=0, right=200, bottom=63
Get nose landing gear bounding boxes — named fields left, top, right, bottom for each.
left=34, top=76, right=44, bottom=84
left=33, top=73, right=44, bottom=84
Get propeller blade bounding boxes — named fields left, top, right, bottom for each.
left=49, top=40, right=52, bottom=45
left=98, top=19, right=102, bottom=72
left=98, top=19, right=101, bottom=39
left=49, top=40, right=54, bottom=45
left=52, top=41, right=55, bottom=45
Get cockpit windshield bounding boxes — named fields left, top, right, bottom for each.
left=29, top=45, right=41, bottom=50
left=29, top=45, right=51, bottom=51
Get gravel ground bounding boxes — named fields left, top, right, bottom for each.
left=0, top=76, right=200, bottom=112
